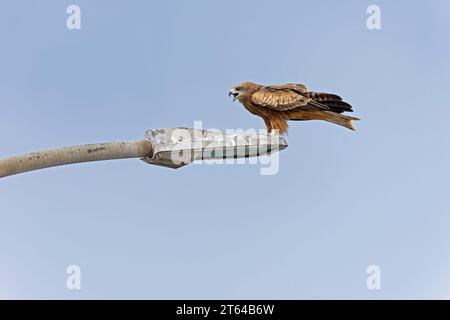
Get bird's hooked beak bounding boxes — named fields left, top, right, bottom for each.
left=229, top=89, right=239, bottom=102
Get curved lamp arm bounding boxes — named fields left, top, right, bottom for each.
left=0, top=140, right=153, bottom=179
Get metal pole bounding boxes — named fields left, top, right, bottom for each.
left=0, top=140, right=153, bottom=179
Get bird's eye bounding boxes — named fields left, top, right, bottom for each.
left=236, top=86, right=243, bottom=91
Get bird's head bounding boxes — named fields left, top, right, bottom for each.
left=229, top=82, right=258, bottom=102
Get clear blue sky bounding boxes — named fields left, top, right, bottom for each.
left=1, top=0, right=450, bottom=299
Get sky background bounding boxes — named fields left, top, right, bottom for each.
left=1, top=0, right=450, bottom=299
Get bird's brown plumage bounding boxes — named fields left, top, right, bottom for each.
left=229, top=82, right=359, bottom=134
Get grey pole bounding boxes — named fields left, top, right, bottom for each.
left=0, top=140, right=153, bottom=179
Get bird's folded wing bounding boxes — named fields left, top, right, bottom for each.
left=268, top=83, right=309, bottom=93
left=251, top=86, right=329, bottom=111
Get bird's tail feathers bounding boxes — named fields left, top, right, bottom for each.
left=323, top=111, right=360, bottom=131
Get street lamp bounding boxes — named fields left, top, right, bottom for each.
left=0, top=128, right=288, bottom=178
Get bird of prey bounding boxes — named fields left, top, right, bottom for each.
left=229, top=82, right=359, bottom=134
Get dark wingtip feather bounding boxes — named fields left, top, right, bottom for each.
left=306, top=92, right=354, bottom=113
